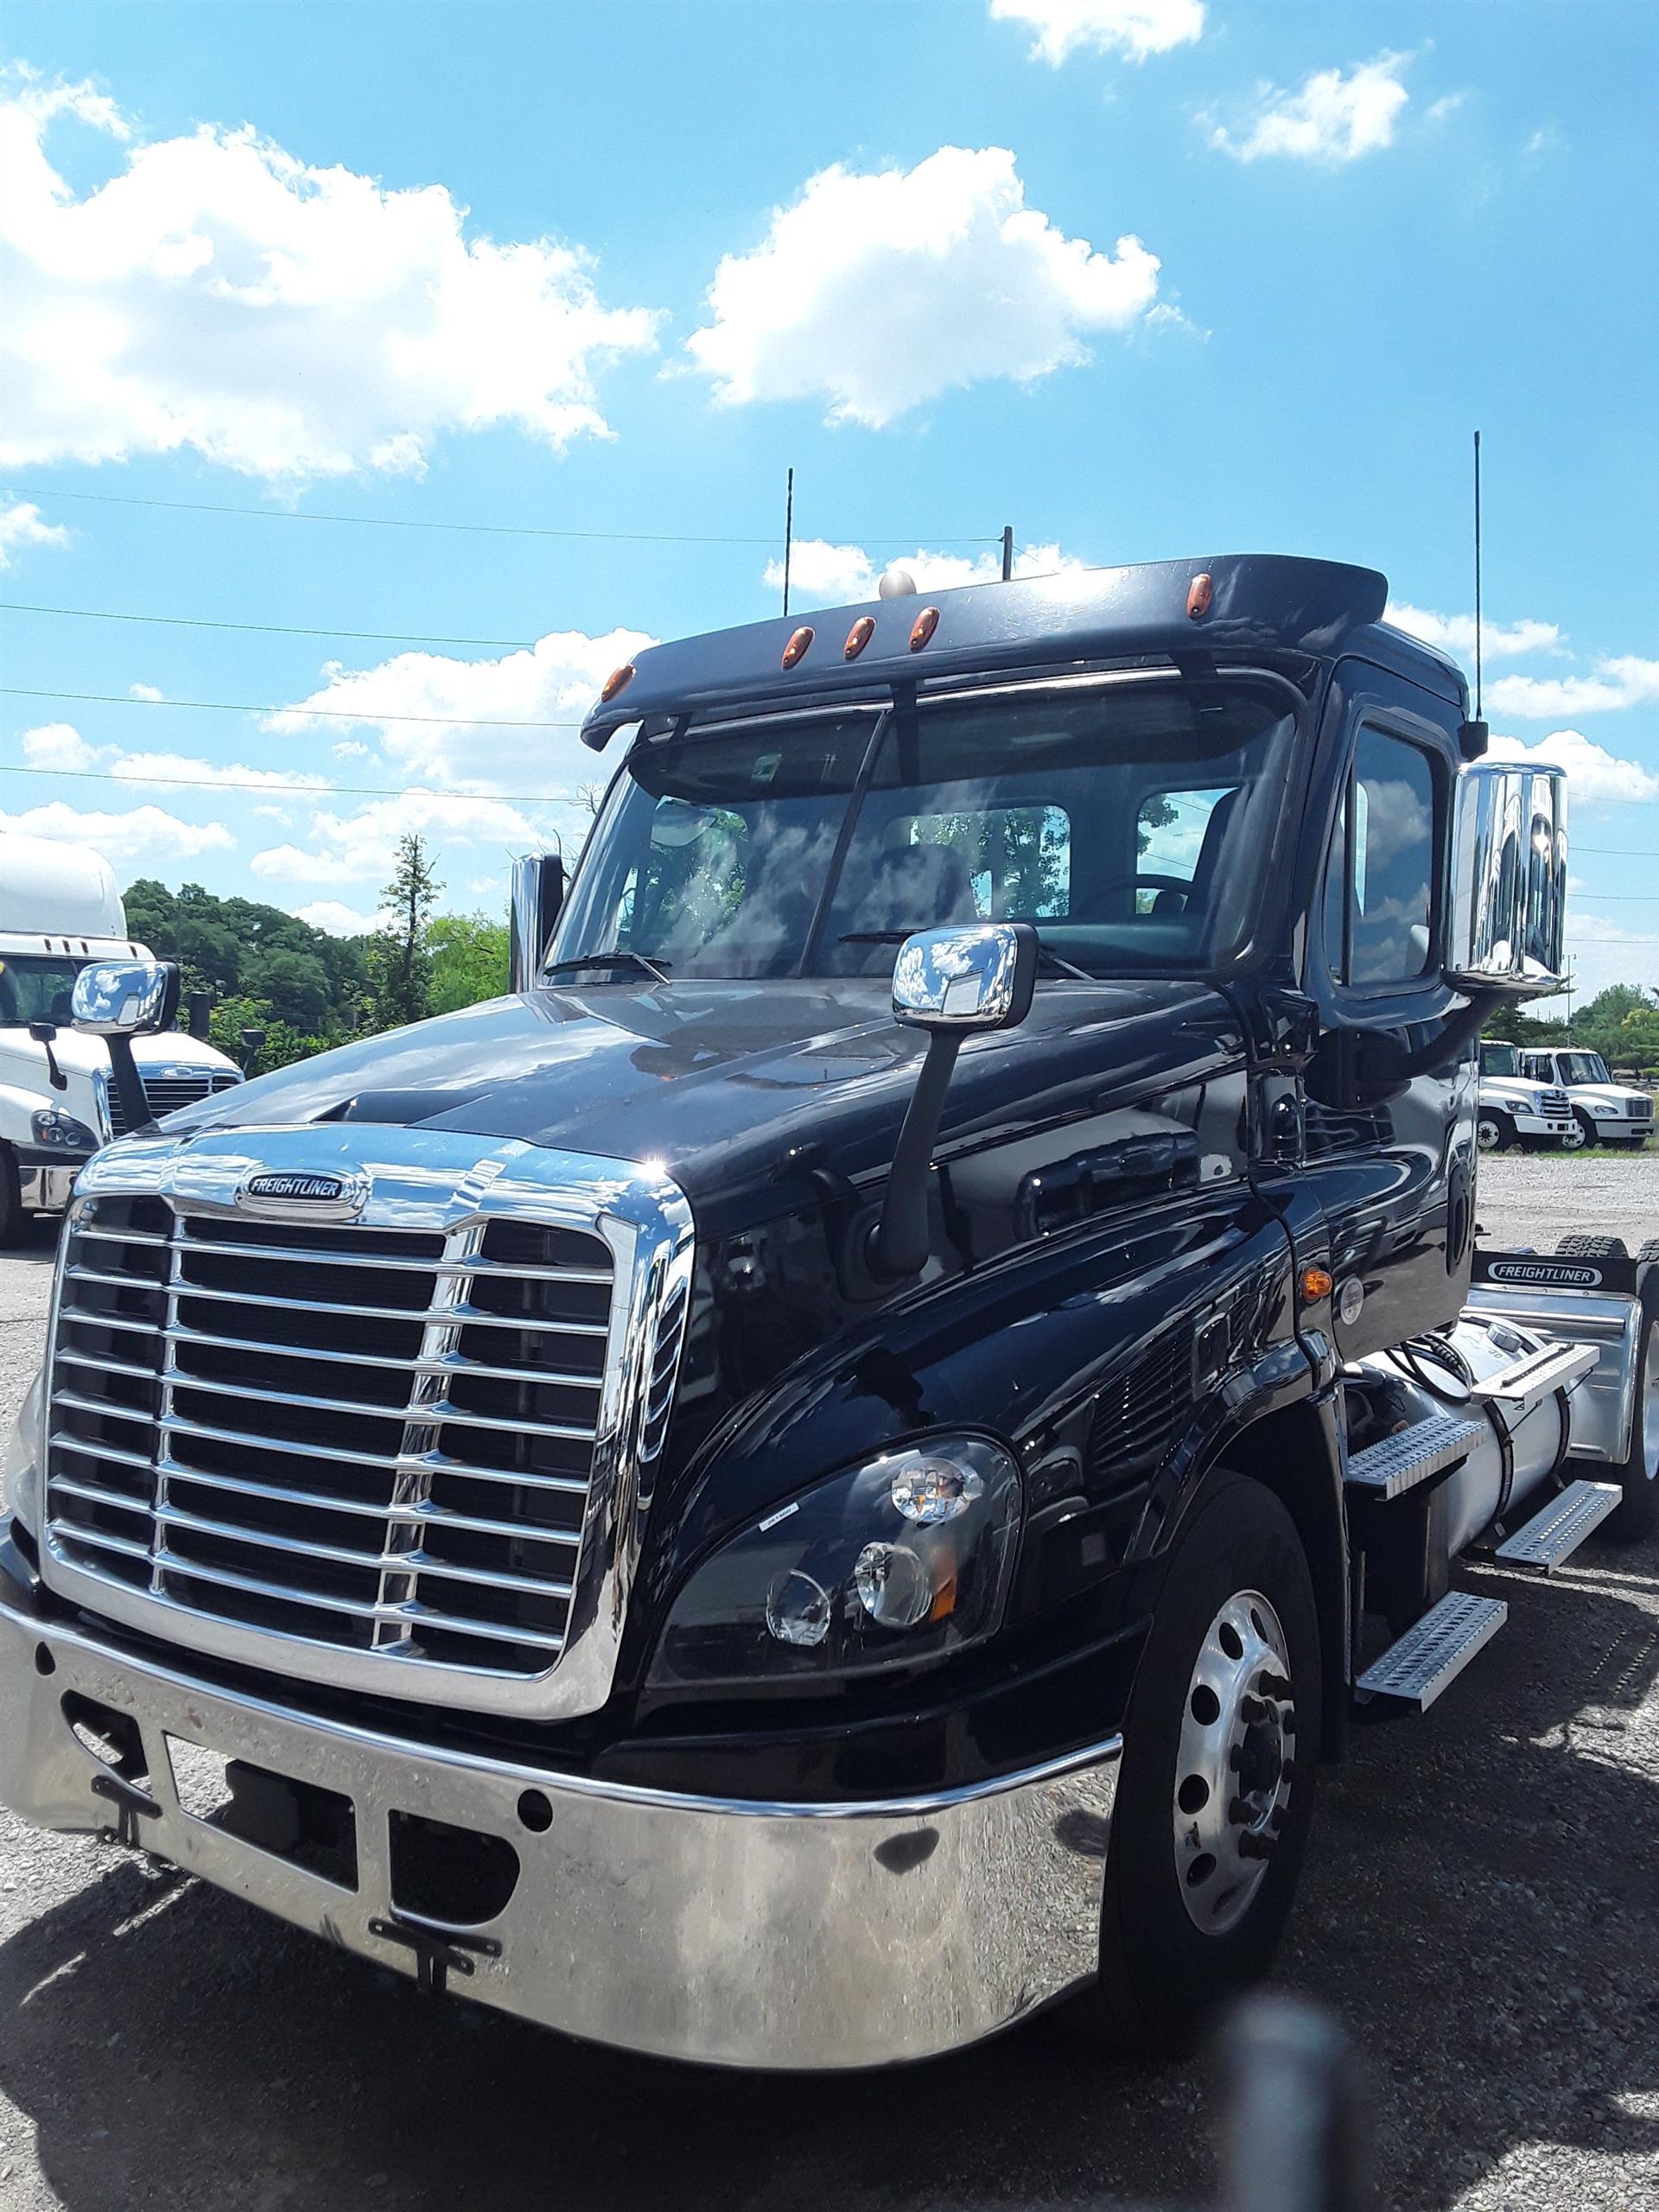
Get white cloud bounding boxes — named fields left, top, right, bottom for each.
left=267, top=625, right=655, bottom=789
left=106, top=750, right=332, bottom=792
left=1386, top=601, right=1564, bottom=664
left=252, top=789, right=558, bottom=887
left=685, top=146, right=1163, bottom=428
left=0, top=798, right=234, bottom=861
left=295, top=899, right=388, bottom=936
left=1487, top=728, right=1659, bottom=804
left=0, top=497, right=68, bottom=566
left=128, top=682, right=164, bottom=702
left=1525, top=124, right=1566, bottom=159
left=20, top=721, right=102, bottom=770
left=331, top=739, right=372, bottom=760
left=990, top=0, right=1205, bottom=66
left=765, top=537, right=1090, bottom=608
left=1487, top=657, right=1659, bottom=721
left=0, top=73, right=660, bottom=482
left=1560, top=920, right=1659, bottom=1004
left=1204, top=53, right=1412, bottom=166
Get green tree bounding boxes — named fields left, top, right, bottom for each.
left=429, top=912, right=510, bottom=1013
left=366, top=832, right=442, bottom=1029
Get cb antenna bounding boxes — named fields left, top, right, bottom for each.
left=1460, top=430, right=1489, bottom=758
left=782, top=466, right=794, bottom=619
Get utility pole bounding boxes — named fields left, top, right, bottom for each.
left=1001, top=524, right=1014, bottom=582
left=782, top=467, right=794, bottom=618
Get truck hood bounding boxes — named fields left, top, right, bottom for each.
left=1565, top=1084, right=1648, bottom=1109
left=0, top=1028, right=238, bottom=1084
left=159, top=976, right=1242, bottom=1211
left=1480, top=1076, right=1553, bottom=1105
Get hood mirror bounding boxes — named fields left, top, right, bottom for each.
left=70, top=957, right=181, bottom=1138
left=1446, top=761, right=1566, bottom=997
left=891, top=922, right=1038, bottom=1033
left=861, top=922, right=1038, bottom=1287
left=509, top=852, right=567, bottom=994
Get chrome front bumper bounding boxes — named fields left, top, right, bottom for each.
left=0, top=1585, right=1121, bottom=2069
left=17, top=1160, right=81, bottom=1214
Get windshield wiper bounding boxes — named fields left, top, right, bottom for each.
left=543, top=950, right=671, bottom=987
left=838, top=930, right=1096, bottom=982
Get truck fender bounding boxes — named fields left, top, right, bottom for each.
left=0, top=1082, right=50, bottom=1147
left=1130, top=1362, right=1350, bottom=1767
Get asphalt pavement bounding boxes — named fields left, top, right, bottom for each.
left=1, top=1156, right=1656, bottom=2212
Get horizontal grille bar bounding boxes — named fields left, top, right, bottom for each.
left=176, top=1232, right=611, bottom=1285
left=153, top=1548, right=567, bottom=1650
left=160, top=1459, right=587, bottom=1535
left=170, top=1278, right=608, bottom=1332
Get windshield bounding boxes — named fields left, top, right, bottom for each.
left=1480, top=1042, right=1519, bottom=1078
left=551, top=680, right=1298, bottom=982
left=0, top=952, right=91, bottom=1027
left=1558, top=1052, right=1611, bottom=1086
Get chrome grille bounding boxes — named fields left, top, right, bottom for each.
left=46, top=1192, right=651, bottom=1693
left=1540, top=1089, right=1571, bottom=1118
left=1629, top=1096, right=1653, bottom=1121
left=106, top=1067, right=241, bottom=1138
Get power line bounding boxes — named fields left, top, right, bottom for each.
left=2, top=482, right=999, bottom=549
left=0, top=600, right=538, bottom=652
left=2, top=686, right=583, bottom=729
left=0, top=762, right=575, bottom=804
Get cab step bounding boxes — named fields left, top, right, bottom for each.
left=1345, top=1413, right=1489, bottom=1501
left=1469, top=1339, right=1599, bottom=1416
left=1356, top=1591, right=1508, bottom=1710
left=1494, top=1478, right=1622, bottom=1574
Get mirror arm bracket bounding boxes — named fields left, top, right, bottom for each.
left=865, top=1031, right=963, bottom=1282
left=105, top=1034, right=156, bottom=1135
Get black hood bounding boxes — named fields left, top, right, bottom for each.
left=166, top=976, right=1240, bottom=1214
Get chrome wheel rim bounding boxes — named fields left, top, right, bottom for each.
left=1643, top=1325, right=1659, bottom=1482
left=1477, top=1117, right=1502, bottom=1152
left=1173, top=1589, right=1296, bottom=1936
left=1562, top=1120, right=1589, bottom=1151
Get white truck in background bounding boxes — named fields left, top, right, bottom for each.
left=1516, top=1046, right=1654, bottom=1151
left=0, top=833, right=242, bottom=1242
left=1476, top=1039, right=1577, bottom=1153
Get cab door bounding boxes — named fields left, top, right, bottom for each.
left=1298, top=662, right=1473, bottom=1360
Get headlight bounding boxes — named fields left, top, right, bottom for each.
left=3, top=1371, right=45, bottom=1541
left=648, top=1436, right=1022, bottom=1690
left=31, top=1106, right=98, bottom=1151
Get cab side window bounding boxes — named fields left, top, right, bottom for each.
left=1321, top=727, right=1439, bottom=987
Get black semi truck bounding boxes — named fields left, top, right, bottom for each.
left=3, top=554, right=1655, bottom=2067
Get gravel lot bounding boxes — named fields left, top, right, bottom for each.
left=2, top=1154, right=1656, bottom=2212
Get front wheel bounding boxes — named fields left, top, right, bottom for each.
left=1477, top=1111, right=1514, bottom=1154
left=1565, top=1112, right=1594, bottom=1152
left=1071, top=1472, right=1322, bottom=2056
left=0, top=1144, right=21, bottom=1247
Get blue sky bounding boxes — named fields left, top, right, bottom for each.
left=2, top=0, right=1655, bottom=1000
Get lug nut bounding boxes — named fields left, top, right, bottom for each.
left=1240, top=1694, right=1272, bottom=1725
left=1228, top=1797, right=1254, bottom=1825
left=1238, top=1833, right=1275, bottom=1862
left=1228, top=1744, right=1243, bottom=1771
left=1259, top=1670, right=1293, bottom=1700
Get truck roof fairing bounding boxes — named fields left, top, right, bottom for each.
left=580, top=552, right=1461, bottom=749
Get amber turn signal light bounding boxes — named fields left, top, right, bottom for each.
left=782, top=625, right=814, bottom=669
left=1186, top=572, right=1213, bottom=620
left=909, top=605, right=940, bottom=652
left=1300, top=1266, right=1333, bottom=1302
left=600, top=661, right=634, bottom=704
left=843, top=615, right=876, bottom=661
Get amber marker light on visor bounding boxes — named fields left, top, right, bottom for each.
left=843, top=614, right=876, bottom=661
left=600, top=661, right=635, bottom=703
left=1186, top=572, right=1213, bottom=620
left=1300, top=1266, right=1334, bottom=1302
left=782, top=625, right=815, bottom=669
left=909, top=605, right=941, bottom=652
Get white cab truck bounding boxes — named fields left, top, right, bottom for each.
left=1476, top=1039, right=1577, bottom=1153
left=0, top=833, right=242, bottom=1241
left=1516, top=1046, right=1654, bottom=1151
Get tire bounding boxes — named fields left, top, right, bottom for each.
left=0, top=1143, right=21, bottom=1248
left=1605, top=1296, right=1659, bottom=1543
left=1557, top=1235, right=1631, bottom=1262
left=1071, top=1472, right=1322, bottom=2057
left=1565, top=1111, right=1595, bottom=1152
left=1477, top=1111, right=1514, bottom=1154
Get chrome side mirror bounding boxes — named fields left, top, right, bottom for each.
left=892, top=923, right=1038, bottom=1033
left=510, top=852, right=566, bottom=994
left=70, top=957, right=181, bottom=1036
left=1446, top=762, right=1567, bottom=998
